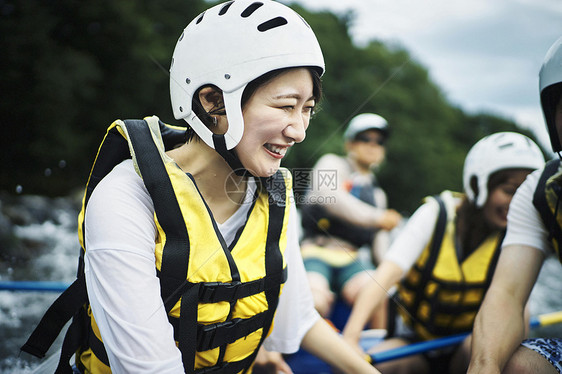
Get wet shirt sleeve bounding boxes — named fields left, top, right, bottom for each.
left=84, top=160, right=184, bottom=373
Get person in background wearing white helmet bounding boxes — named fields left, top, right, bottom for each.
left=299, top=113, right=402, bottom=323
left=20, top=1, right=381, bottom=373
left=342, top=132, right=544, bottom=374
left=468, top=36, right=562, bottom=374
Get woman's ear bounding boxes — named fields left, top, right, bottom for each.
left=198, top=86, right=224, bottom=113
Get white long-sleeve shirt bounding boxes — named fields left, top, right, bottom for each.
left=502, top=166, right=552, bottom=254
left=84, top=159, right=319, bottom=373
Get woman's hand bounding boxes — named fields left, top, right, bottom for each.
left=375, top=209, right=402, bottom=230
left=342, top=331, right=366, bottom=357
left=253, top=346, right=294, bottom=374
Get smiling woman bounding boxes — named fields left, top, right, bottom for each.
left=342, top=132, right=545, bottom=374
left=20, top=1, right=382, bottom=374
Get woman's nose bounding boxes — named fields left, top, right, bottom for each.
left=283, top=115, right=307, bottom=143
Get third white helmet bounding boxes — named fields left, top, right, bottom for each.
left=463, top=132, right=544, bottom=208
left=539, top=35, right=562, bottom=152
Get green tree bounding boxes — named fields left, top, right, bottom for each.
left=0, top=1, right=544, bottom=214
left=0, top=0, right=207, bottom=195
left=283, top=4, right=544, bottom=213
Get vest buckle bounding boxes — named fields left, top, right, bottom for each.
left=198, top=318, right=242, bottom=351
left=199, top=281, right=241, bottom=303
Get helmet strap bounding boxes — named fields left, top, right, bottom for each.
left=212, top=133, right=249, bottom=177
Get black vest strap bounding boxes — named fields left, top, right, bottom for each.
left=87, top=324, right=110, bottom=367
left=124, top=120, right=202, bottom=373
left=533, top=159, right=562, bottom=263
left=124, top=120, right=191, bottom=306
left=179, top=283, right=200, bottom=373
left=241, top=172, right=286, bottom=373
left=194, top=355, right=254, bottom=374
left=401, top=196, right=447, bottom=326
left=20, top=274, right=88, bottom=358
left=197, top=312, right=267, bottom=351
left=159, top=267, right=288, bottom=310
left=198, top=267, right=287, bottom=303
left=533, top=159, right=560, bottom=232
left=168, top=311, right=269, bottom=351
left=158, top=120, right=188, bottom=150
left=212, top=133, right=248, bottom=177
left=54, top=309, right=88, bottom=374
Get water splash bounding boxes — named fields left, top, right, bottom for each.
left=0, top=194, right=79, bottom=372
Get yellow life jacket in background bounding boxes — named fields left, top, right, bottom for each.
left=533, top=159, right=562, bottom=265
left=397, top=192, right=503, bottom=340
left=22, top=117, right=291, bottom=374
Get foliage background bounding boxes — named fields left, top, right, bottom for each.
left=0, top=0, right=544, bottom=214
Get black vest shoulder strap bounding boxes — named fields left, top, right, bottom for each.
left=20, top=275, right=87, bottom=361
left=239, top=171, right=286, bottom=372
left=533, top=159, right=560, bottom=237
left=125, top=119, right=191, bottom=304
left=533, top=159, right=562, bottom=263
left=405, top=195, right=447, bottom=316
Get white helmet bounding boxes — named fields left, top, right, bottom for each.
left=170, top=0, right=325, bottom=151
left=463, top=132, right=544, bottom=208
left=539, top=35, right=562, bottom=152
left=344, top=113, right=389, bottom=141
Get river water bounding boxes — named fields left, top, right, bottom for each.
left=0, top=194, right=561, bottom=373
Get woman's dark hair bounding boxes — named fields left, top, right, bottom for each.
left=187, top=84, right=225, bottom=143
left=455, top=168, right=526, bottom=261
left=186, top=66, right=323, bottom=143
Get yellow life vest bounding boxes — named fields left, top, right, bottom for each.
left=533, top=159, right=562, bottom=264
left=397, top=192, right=503, bottom=340
left=22, top=117, right=291, bottom=374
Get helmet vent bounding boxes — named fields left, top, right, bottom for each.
left=498, top=142, right=514, bottom=149
left=257, top=17, right=288, bottom=32
left=219, top=1, right=234, bottom=15
left=241, top=2, right=264, bottom=18
left=196, top=12, right=205, bottom=24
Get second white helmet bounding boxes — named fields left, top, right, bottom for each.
left=463, top=132, right=544, bottom=208
left=539, top=35, right=562, bottom=152
left=169, top=0, right=325, bottom=150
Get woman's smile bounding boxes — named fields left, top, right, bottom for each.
left=264, top=143, right=293, bottom=158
